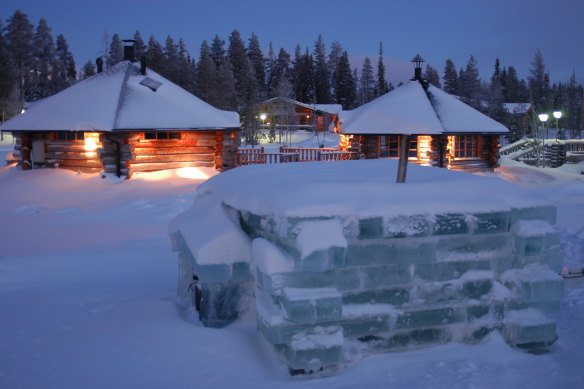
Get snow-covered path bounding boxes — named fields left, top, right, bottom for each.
left=1, top=156, right=583, bottom=388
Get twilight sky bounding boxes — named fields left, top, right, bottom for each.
left=4, top=0, right=584, bottom=86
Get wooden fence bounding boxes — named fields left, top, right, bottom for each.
left=236, top=147, right=357, bottom=166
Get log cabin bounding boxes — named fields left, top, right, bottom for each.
left=0, top=55, right=241, bottom=179
left=336, top=58, right=509, bottom=173
left=256, top=97, right=341, bottom=132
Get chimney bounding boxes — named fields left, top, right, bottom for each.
left=96, top=57, right=103, bottom=73
left=123, top=39, right=137, bottom=62
left=140, top=56, right=147, bottom=75
left=411, top=54, right=425, bottom=81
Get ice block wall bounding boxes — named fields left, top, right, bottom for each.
left=240, top=205, right=563, bottom=372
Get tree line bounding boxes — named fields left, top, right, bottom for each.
left=1, top=9, right=582, bottom=141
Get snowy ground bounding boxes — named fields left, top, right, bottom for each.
left=1, top=137, right=583, bottom=389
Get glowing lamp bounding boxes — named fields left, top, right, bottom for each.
left=538, top=113, right=548, bottom=122
left=553, top=111, right=562, bottom=120
left=260, top=113, right=267, bottom=121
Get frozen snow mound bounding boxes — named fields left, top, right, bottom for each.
left=170, top=159, right=564, bottom=374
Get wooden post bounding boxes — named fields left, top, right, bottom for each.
left=396, top=135, right=410, bottom=183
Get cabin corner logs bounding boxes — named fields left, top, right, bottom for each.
left=338, top=134, right=501, bottom=172
left=11, top=130, right=241, bottom=178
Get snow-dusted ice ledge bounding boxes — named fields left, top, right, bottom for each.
left=170, top=159, right=564, bottom=374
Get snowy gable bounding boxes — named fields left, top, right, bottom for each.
left=339, top=82, right=444, bottom=136
left=0, top=61, right=240, bottom=132
left=428, top=85, right=509, bottom=134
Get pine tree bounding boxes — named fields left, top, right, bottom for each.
left=334, top=51, right=356, bottom=109
left=32, top=18, right=55, bottom=99
left=359, top=57, right=375, bottom=105
left=300, top=48, right=315, bottom=103
left=327, top=41, right=343, bottom=98
left=54, top=34, right=76, bottom=91
left=313, top=35, right=330, bottom=104
left=247, top=32, right=266, bottom=98
left=107, top=33, right=123, bottom=67
left=177, top=38, right=195, bottom=93
left=195, top=40, right=216, bottom=103
left=443, top=58, right=458, bottom=95
left=164, top=35, right=179, bottom=82
left=0, top=18, right=18, bottom=121
left=376, top=42, right=389, bottom=96
left=211, top=34, right=225, bottom=69
left=146, top=35, right=165, bottom=74
left=5, top=10, right=35, bottom=107
left=423, top=64, right=441, bottom=88
left=228, top=30, right=257, bottom=111
left=528, top=49, right=551, bottom=111
left=133, top=30, right=147, bottom=60
left=81, top=60, right=96, bottom=79
left=458, top=55, right=481, bottom=109
left=566, top=70, right=583, bottom=138
left=269, top=48, right=291, bottom=98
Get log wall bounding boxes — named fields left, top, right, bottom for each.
left=12, top=130, right=241, bottom=178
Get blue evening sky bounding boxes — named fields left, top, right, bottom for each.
left=4, top=0, right=584, bottom=85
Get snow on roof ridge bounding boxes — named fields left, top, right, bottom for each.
left=113, top=61, right=135, bottom=129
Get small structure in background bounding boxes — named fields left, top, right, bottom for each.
left=0, top=42, right=241, bottom=179
left=256, top=97, right=341, bottom=133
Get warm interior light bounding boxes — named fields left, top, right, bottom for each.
left=538, top=113, right=549, bottom=122
left=84, top=137, right=98, bottom=151
left=177, top=167, right=210, bottom=180
left=553, top=111, right=562, bottom=119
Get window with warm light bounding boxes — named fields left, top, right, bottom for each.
left=454, top=135, right=479, bottom=158
left=379, top=135, right=417, bottom=158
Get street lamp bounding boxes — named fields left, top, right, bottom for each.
left=553, top=111, right=562, bottom=140
left=260, top=113, right=267, bottom=129
left=538, top=113, right=548, bottom=168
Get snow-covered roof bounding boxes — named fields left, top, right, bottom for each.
left=428, top=85, right=509, bottom=134
left=259, top=97, right=341, bottom=115
left=339, top=81, right=508, bottom=136
left=503, top=103, right=531, bottom=115
left=0, top=61, right=240, bottom=132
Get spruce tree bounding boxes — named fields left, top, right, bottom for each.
left=327, top=41, right=343, bottom=98
left=423, top=64, right=441, bottom=88
left=360, top=57, right=375, bottom=105
left=458, top=55, right=481, bottom=109
left=0, top=18, right=17, bottom=121
left=334, top=51, right=355, bottom=109
left=146, top=35, right=165, bottom=74
left=32, top=18, right=55, bottom=99
left=211, top=34, right=225, bottom=69
left=528, top=49, right=551, bottom=111
left=376, top=42, right=389, bottom=96
left=55, top=34, right=76, bottom=91
left=247, top=32, right=266, bottom=98
left=195, top=41, right=217, bottom=104
left=313, top=35, right=330, bottom=104
left=5, top=10, right=35, bottom=107
left=442, top=58, right=458, bottom=95
left=81, top=60, right=96, bottom=80
left=107, top=33, right=123, bottom=67
left=133, top=30, right=147, bottom=60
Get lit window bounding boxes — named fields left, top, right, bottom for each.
left=379, top=135, right=417, bottom=158
left=454, top=135, right=479, bottom=158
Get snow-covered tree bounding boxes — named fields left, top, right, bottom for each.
left=81, top=59, right=96, bottom=80
left=442, top=58, right=458, bottom=95
left=5, top=10, right=35, bottom=106
left=458, top=55, right=481, bottom=109
left=146, top=35, right=165, bottom=74
left=359, top=57, right=375, bottom=105
left=133, top=30, right=147, bottom=60
left=528, top=49, right=551, bottom=111
left=247, top=32, right=266, bottom=98
left=313, top=35, right=330, bottom=104
left=32, top=18, right=55, bottom=99
left=334, top=51, right=356, bottom=109
left=210, top=34, right=225, bottom=69
left=423, top=64, right=441, bottom=88
left=54, top=34, right=76, bottom=91
left=376, top=42, right=389, bottom=96
left=107, top=33, right=123, bottom=67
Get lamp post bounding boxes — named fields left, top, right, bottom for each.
left=553, top=110, right=562, bottom=140
left=260, top=113, right=267, bottom=129
left=538, top=113, right=548, bottom=168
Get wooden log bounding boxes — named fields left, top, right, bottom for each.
left=50, top=159, right=104, bottom=168
left=130, top=161, right=216, bottom=172
left=134, top=139, right=217, bottom=147
left=45, top=151, right=100, bottom=160
left=134, top=153, right=215, bottom=163
left=131, top=146, right=216, bottom=155
left=181, top=131, right=219, bottom=140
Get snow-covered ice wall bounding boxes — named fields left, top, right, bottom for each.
left=169, top=160, right=563, bottom=374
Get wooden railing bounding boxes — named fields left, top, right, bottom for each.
left=565, top=140, right=584, bottom=153
left=236, top=147, right=358, bottom=167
